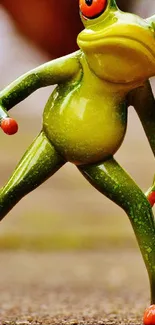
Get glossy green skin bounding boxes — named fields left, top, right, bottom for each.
left=43, top=54, right=127, bottom=165
left=0, top=0, right=155, bottom=307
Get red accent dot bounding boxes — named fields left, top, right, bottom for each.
left=1, top=118, right=18, bottom=135
left=147, top=192, right=155, bottom=207
left=144, top=305, right=155, bottom=325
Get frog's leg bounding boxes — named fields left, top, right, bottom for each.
left=0, top=130, right=65, bottom=221
left=78, top=157, right=155, bottom=304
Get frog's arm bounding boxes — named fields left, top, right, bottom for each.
left=0, top=50, right=81, bottom=111
left=127, top=81, right=155, bottom=200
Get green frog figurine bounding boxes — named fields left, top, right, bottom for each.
left=0, top=0, right=155, bottom=321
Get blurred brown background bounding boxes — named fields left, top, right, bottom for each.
left=0, top=0, right=154, bottom=250
left=0, top=0, right=134, bottom=58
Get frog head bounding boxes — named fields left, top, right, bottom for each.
left=77, top=0, right=155, bottom=86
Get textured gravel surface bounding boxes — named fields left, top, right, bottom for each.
left=0, top=250, right=150, bottom=324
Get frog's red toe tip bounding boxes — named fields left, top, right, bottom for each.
left=0, top=118, right=18, bottom=135
left=147, top=192, right=155, bottom=207
left=143, top=305, right=155, bottom=325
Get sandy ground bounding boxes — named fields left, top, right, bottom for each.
left=0, top=249, right=150, bottom=325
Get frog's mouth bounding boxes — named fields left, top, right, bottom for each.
left=77, top=24, right=155, bottom=84
left=78, top=25, right=155, bottom=58
left=79, top=35, right=154, bottom=56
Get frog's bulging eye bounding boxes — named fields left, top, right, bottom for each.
left=79, top=0, right=107, bottom=19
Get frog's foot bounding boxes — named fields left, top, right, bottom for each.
left=143, top=305, right=155, bottom=325
left=0, top=130, right=65, bottom=221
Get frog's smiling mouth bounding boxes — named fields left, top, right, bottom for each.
left=78, top=26, right=155, bottom=85
left=77, top=23, right=155, bottom=60
left=78, top=34, right=155, bottom=60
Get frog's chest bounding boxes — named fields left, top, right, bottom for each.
left=43, top=84, right=127, bottom=165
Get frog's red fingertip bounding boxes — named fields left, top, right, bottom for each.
left=143, top=305, right=155, bottom=325
left=147, top=192, right=155, bottom=207
left=0, top=118, right=18, bottom=135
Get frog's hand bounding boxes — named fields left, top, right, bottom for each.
left=127, top=80, right=155, bottom=206
left=0, top=105, right=18, bottom=135
left=0, top=50, right=81, bottom=111
left=146, top=15, right=155, bottom=33
left=146, top=175, right=155, bottom=207
left=146, top=189, right=155, bottom=207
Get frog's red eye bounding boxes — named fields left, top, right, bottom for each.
left=79, top=0, right=107, bottom=19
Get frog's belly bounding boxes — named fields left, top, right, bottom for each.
left=43, top=99, right=127, bottom=165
